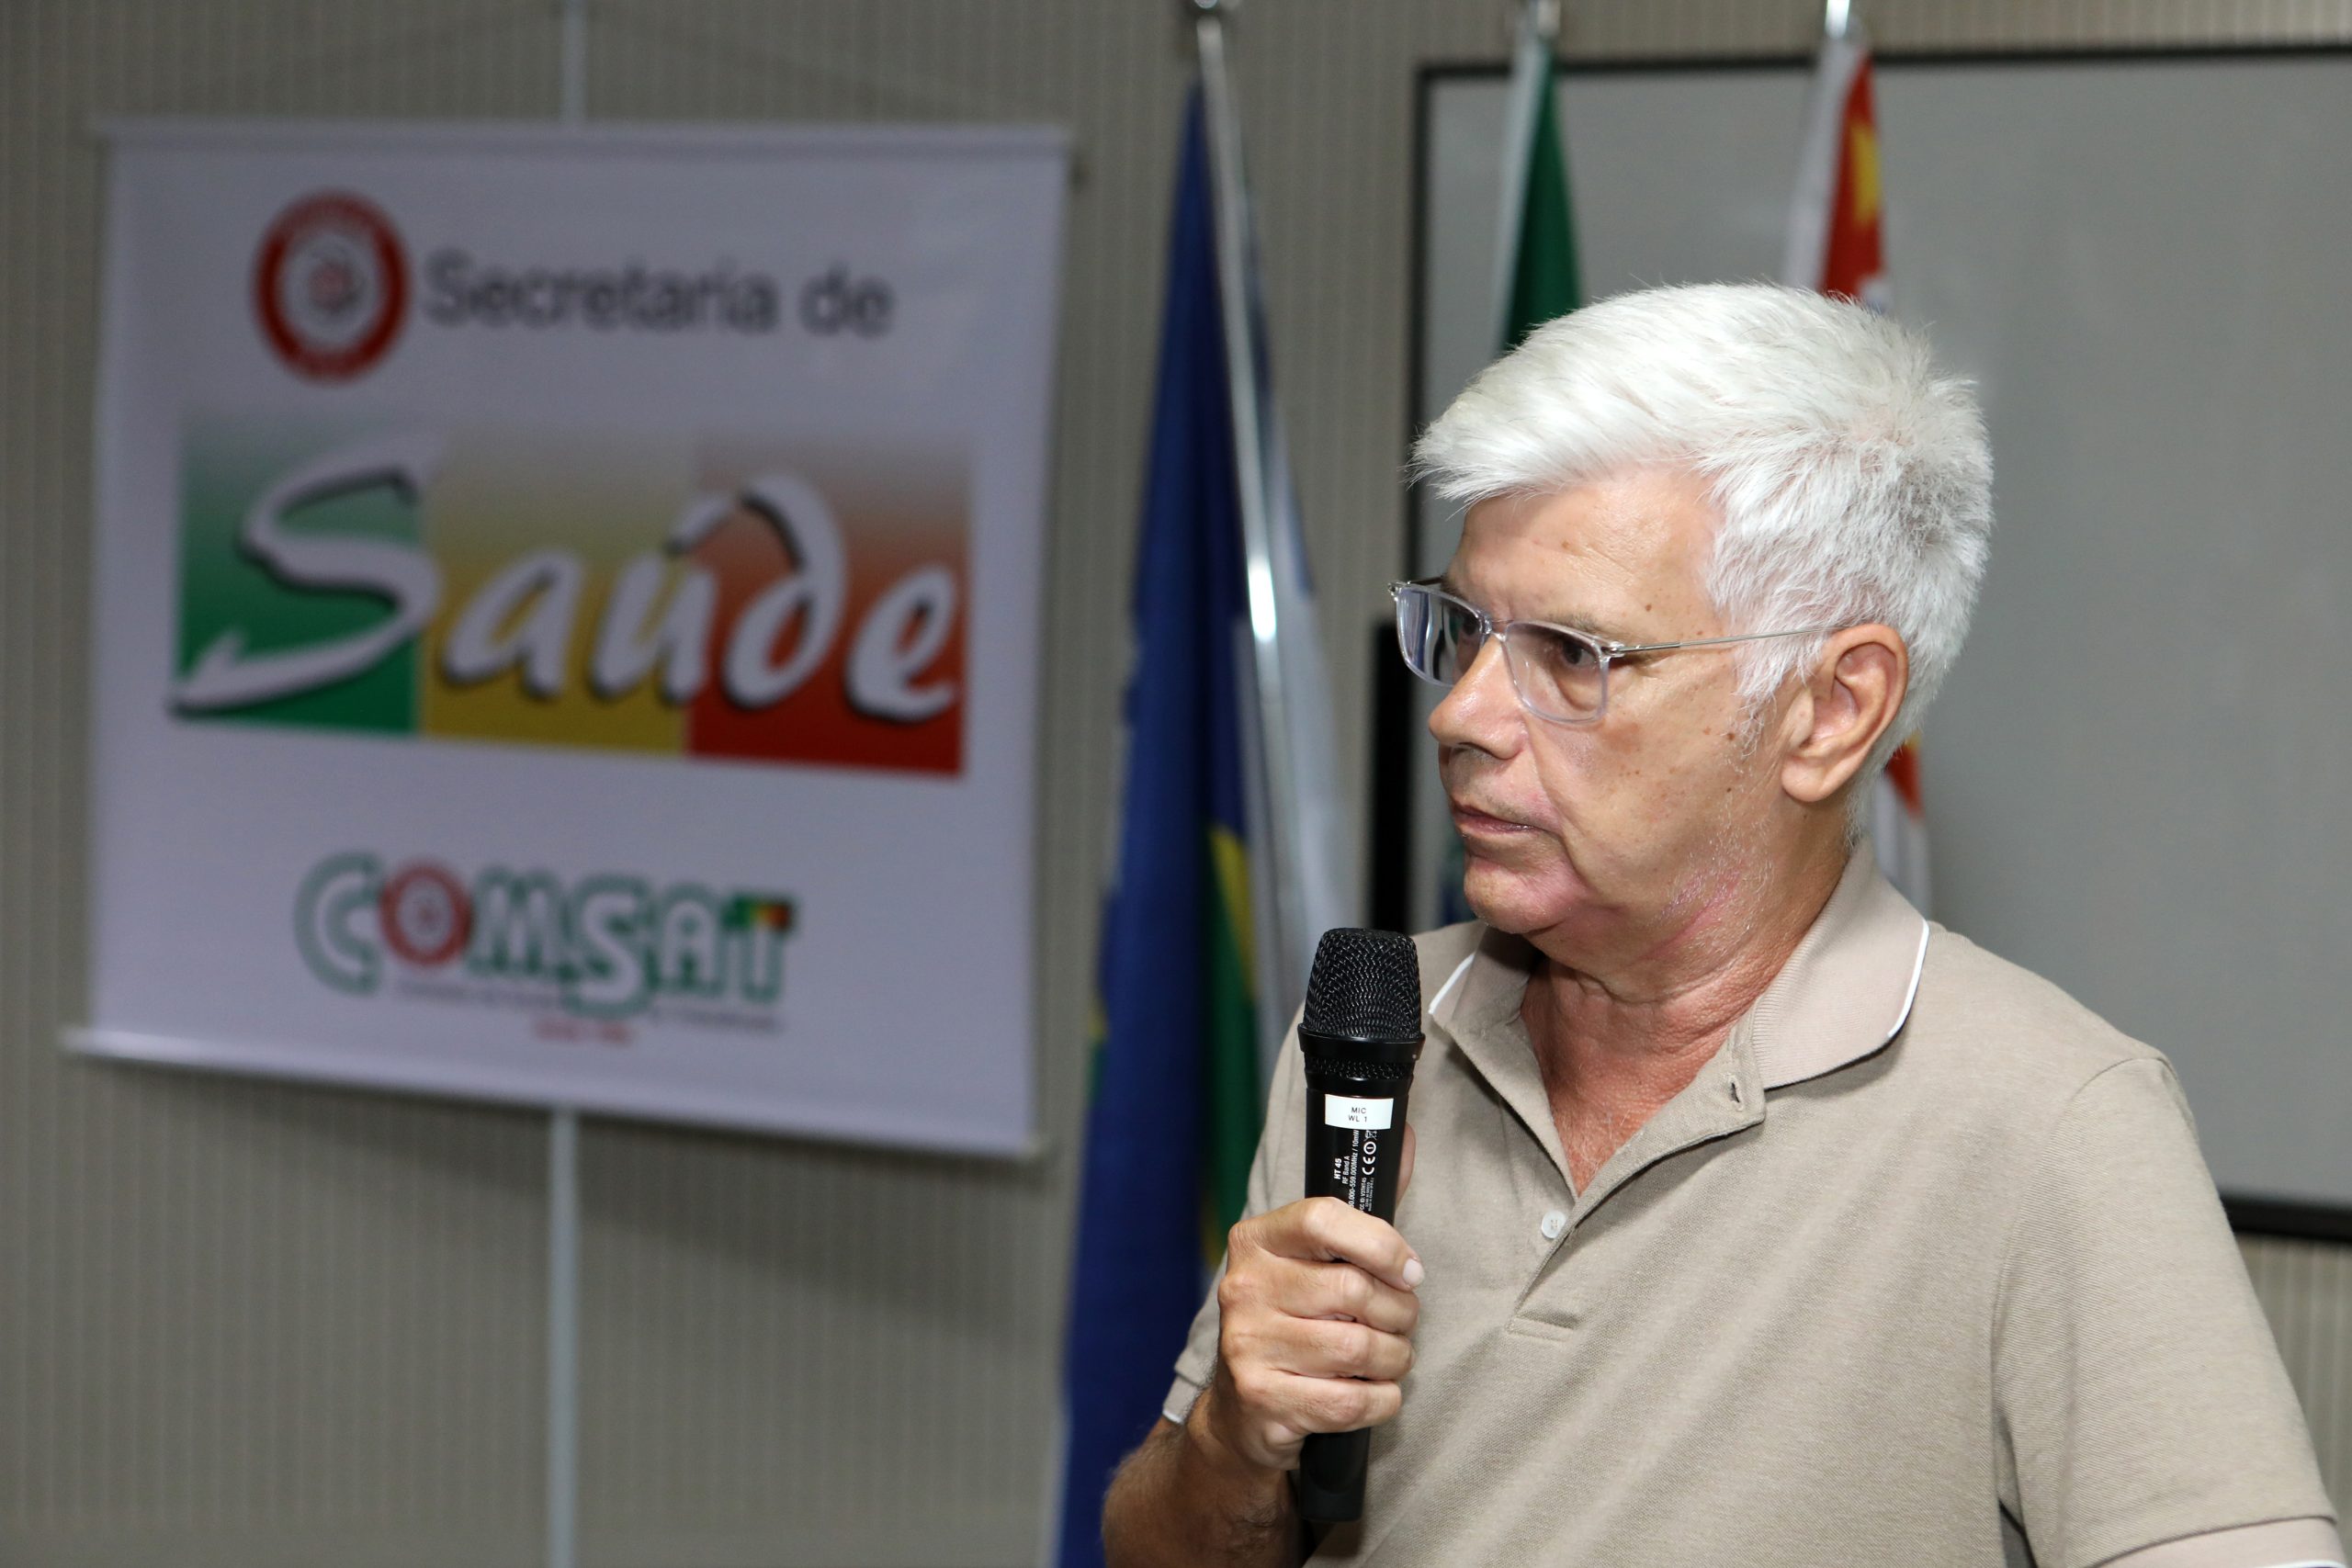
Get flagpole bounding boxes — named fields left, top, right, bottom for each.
left=1193, top=0, right=1308, bottom=1045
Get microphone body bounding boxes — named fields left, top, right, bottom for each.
left=1294, top=929, right=1423, bottom=1526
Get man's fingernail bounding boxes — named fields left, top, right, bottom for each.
left=1403, top=1257, right=1425, bottom=1289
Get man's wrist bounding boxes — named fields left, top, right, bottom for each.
left=1182, top=1376, right=1292, bottom=1521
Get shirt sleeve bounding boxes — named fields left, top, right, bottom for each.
left=1161, top=1022, right=1308, bottom=1424
left=2094, top=1515, right=2345, bottom=1567
left=1994, top=1056, right=2338, bottom=1568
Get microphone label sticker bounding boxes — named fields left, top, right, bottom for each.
left=1324, top=1094, right=1394, bottom=1132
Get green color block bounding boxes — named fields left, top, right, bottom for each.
left=176, top=423, right=422, bottom=734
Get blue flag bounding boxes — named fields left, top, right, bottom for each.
left=1053, top=89, right=1264, bottom=1568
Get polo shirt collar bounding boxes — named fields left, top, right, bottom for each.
left=1428, top=848, right=1931, bottom=1095
left=1745, top=849, right=1932, bottom=1089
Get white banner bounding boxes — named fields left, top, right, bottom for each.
left=79, top=119, right=1066, bottom=1155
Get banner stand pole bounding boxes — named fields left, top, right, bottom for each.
left=548, top=1105, right=581, bottom=1568
left=549, top=15, right=586, bottom=1568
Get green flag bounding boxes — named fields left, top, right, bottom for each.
left=1502, top=43, right=1579, bottom=346
left=1442, top=4, right=1582, bottom=930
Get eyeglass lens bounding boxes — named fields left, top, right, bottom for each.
left=1396, top=584, right=1607, bottom=723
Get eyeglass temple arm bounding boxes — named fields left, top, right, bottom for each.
left=1391, top=581, right=1838, bottom=660
left=1603, top=624, right=1845, bottom=658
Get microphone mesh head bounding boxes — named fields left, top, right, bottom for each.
left=1303, top=928, right=1421, bottom=1043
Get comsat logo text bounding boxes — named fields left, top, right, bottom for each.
left=297, top=852, right=796, bottom=1020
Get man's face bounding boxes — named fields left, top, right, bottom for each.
left=1431, top=467, right=1792, bottom=966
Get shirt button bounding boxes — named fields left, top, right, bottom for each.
left=1540, top=1210, right=1567, bottom=1241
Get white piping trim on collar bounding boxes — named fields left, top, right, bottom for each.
left=1428, top=950, right=1478, bottom=1026
left=1888, top=919, right=1931, bottom=1043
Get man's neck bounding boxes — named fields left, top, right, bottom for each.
left=1521, top=834, right=1852, bottom=1100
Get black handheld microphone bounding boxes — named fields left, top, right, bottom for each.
left=1294, top=928, right=1424, bottom=1526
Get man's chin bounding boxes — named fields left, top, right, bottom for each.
left=1457, top=858, right=1575, bottom=937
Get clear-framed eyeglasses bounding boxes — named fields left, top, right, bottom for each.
left=1390, top=579, right=1842, bottom=727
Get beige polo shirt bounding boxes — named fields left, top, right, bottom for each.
left=1165, top=852, right=2341, bottom=1567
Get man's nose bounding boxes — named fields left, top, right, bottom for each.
left=1428, top=636, right=1523, bottom=759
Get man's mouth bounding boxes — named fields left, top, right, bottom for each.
left=1449, top=798, right=1536, bottom=836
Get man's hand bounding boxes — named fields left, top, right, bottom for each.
left=1102, top=1126, right=1419, bottom=1568
left=1204, top=1123, right=1422, bottom=1472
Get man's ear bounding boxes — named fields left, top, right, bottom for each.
left=1781, top=626, right=1909, bottom=807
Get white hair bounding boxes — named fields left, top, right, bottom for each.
left=1414, top=282, right=1993, bottom=822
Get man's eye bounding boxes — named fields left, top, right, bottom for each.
left=1544, top=630, right=1598, bottom=670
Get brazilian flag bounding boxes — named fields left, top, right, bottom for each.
left=1053, top=87, right=1262, bottom=1568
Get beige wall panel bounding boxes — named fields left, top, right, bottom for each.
left=4, top=7, right=561, bottom=1564
left=3, top=3, right=2346, bottom=1563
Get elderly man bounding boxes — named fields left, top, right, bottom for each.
left=1100, top=284, right=2340, bottom=1567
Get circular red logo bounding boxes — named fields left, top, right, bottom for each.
left=253, top=191, right=409, bottom=382
left=379, top=863, right=470, bottom=968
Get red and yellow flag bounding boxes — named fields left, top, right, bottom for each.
left=1784, top=31, right=1889, bottom=312
left=1785, top=26, right=1929, bottom=910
